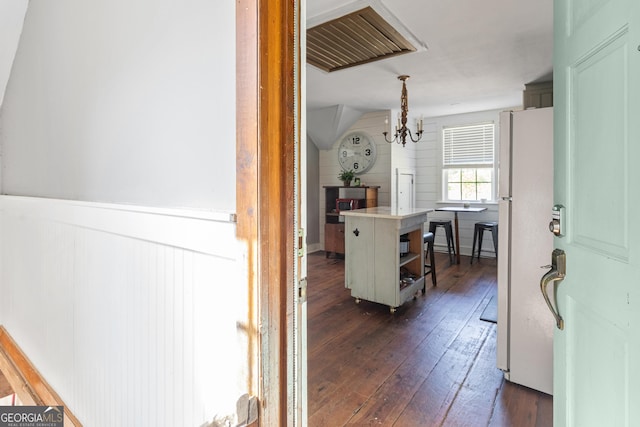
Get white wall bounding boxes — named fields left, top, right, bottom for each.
left=0, top=0, right=28, bottom=108
left=316, top=107, right=505, bottom=257
left=415, top=109, right=504, bottom=257
left=388, top=108, right=420, bottom=210
left=0, top=1, right=246, bottom=425
left=318, top=111, right=392, bottom=249
left=306, top=136, right=320, bottom=250
left=0, top=0, right=235, bottom=211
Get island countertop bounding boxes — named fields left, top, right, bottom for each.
left=340, top=206, right=433, bottom=220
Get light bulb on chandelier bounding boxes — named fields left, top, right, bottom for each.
left=383, top=75, right=424, bottom=147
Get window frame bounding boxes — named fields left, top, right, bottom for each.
left=439, top=121, right=497, bottom=203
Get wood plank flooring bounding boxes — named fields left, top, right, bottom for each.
left=307, top=251, right=552, bottom=427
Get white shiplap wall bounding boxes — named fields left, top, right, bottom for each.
left=317, top=108, right=504, bottom=257
left=415, top=109, right=505, bottom=257
left=318, top=111, right=392, bottom=249
left=0, top=196, right=249, bottom=426
left=389, top=108, right=420, bottom=210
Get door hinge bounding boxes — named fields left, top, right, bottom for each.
left=298, top=277, right=307, bottom=302
left=297, top=228, right=305, bottom=257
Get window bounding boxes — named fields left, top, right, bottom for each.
left=442, top=122, right=495, bottom=201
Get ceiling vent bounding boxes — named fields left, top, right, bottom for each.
left=307, top=6, right=417, bottom=73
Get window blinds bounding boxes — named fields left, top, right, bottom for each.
left=443, top=123, right=495, bottom=167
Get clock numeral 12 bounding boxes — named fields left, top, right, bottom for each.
left=351, top=136, right=361, bottom=144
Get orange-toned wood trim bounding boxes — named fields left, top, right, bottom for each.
left=293, top=0, right=304, bottom=422
left=236, top=0, right=298, bottom=425
left=0, top=326, right=82, bottom=426
left=236, top=0, right=260, bottom=408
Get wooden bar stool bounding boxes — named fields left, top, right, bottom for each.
left=423, top=232, right=437, bottom=290
left=471, top=221, right=498, bottom=264
left=428, top=220, right=456, bottom=264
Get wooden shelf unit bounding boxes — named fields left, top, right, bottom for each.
left=323, top=185, right=379, bottom=257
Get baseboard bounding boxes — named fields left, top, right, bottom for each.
left=306, top=243, right=323, bottom=254
left=0, top=326, right=82, bottom=426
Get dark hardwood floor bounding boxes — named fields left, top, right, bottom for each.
left=307, top=251, right=552, bottom=427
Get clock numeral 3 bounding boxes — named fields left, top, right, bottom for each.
left=338, top=132, right=376, bottom=174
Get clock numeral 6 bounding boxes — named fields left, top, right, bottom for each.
left=353, top=163, right=359, bottom=170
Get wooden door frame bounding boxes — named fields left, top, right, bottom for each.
left=236, top=0, right=298, bottom=425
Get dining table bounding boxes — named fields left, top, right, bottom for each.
left=435, top=206, right=488, bottom=264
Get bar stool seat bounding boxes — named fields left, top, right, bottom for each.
left=429, top=220, right=456, bottom=265
left=471, top=221, right=498, bottom=264
left=423, top=232, right=436, bottom=290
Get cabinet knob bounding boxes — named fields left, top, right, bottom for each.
left=353, top=228, right=360, bottom=237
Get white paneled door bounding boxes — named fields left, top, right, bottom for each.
left=396, top=168, right=415, bottom=212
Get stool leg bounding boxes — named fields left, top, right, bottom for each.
left=423, top=244, right=428, bottom=293
left=471, top=225, right=478, bottom=264
left=429, top=240, right=436, bottom=286
left=441, top=225, right=452, bottom=264
left=478, top=228, right=485, bottom=262
left=492, top=226, right=499, bottom=258
left=445, top=225, right=455, bottom=264
left=448, top=225, right=457, bottom=257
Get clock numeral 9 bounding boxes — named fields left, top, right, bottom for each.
left=351, top=136, right=360, bottom=144
left=342, top=150, right=347, bottom=157
left=365, top=148, right=371, bottom=156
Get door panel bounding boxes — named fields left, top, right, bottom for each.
left=571, top=29, right=628, bottom=260
left=554, top=0, right=640, bottom=425
left=396, top=169, right=415, bottom=212
left=566, top=296, right=628, bottom=427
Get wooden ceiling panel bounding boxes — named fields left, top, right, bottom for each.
left=307, top=6, right=417, bottom=72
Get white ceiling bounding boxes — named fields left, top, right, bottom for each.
left=306, top=0, right=554, bottom=118
left=0, top=1, right=553, bottom=132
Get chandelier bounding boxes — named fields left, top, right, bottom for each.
left=383, top=75, right=424, bottom=147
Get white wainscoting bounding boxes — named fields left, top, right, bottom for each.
left=0, top=196, right=249, bottom=426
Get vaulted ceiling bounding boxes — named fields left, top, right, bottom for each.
left=306, top=0, right=554, bottom=119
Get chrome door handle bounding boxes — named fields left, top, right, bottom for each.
left=540, top=249, right=566, bottom=330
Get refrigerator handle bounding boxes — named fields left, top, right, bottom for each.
left=540, top=249, right=566, bottom=330
left=501, top=196, right=512, bottom=201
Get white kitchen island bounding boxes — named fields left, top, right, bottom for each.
left=341, top=207, right=433, bottom=313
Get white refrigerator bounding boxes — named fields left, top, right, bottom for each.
left=496, top=107, right=554, bottom=395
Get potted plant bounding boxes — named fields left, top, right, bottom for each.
left=338, top=169, right=355, bottom=186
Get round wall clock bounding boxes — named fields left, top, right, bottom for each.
left=337, top=132, right=377, bottom=174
